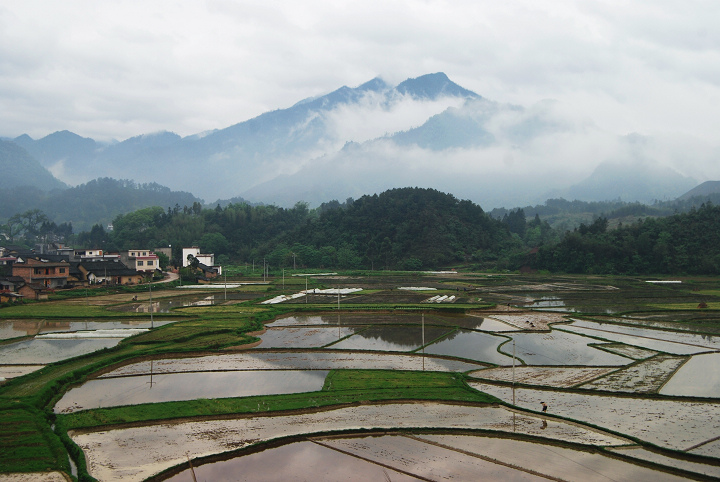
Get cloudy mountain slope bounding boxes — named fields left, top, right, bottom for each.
left=11, top=73, right=702, bottom=209
left=0, top=140, right=67, bottom=191
left=13, top=73, right=475, bottom=200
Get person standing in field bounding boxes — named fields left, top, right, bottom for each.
left=541, top=401, right=548, bottom=413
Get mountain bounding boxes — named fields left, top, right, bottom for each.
left=8, top=73, right=703, bottom=210
left=0, top=140, right=67, bottom=191
left=678, top=180, right=720, bottom=200
left=546, top=160, right=697, bottom=204
left=10, top=73, right=480, bottom=199
left=0, top=177, right=202, bottom=232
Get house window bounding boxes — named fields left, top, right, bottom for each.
left=147, top=260, right=154, bottom=266
left=142, top=252, right=147, bottom=256
left=34, top=268, right=43, bottom=275
left=59, top=268, right=66, bottom=274
left=137, top=261, right=144, bottom=266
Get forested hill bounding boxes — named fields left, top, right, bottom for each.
left=103, top=188, right=515, bottom=270
left=534, top=203, right=720, bottom=275
left=1, top=178, right=201, bottom=232
left=289, top=188, right=510, bottom=269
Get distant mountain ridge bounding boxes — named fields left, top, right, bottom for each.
left=678, top=180, right=720, bottom=200
left=12, top=72, right=481, bottom=199
left=0, top=139, right=66, bottom=191
left=7, top=72, right=702, bottom=210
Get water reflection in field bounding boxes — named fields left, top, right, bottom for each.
left=424, top=330, right=513, bottom=364
left=162, top=433, right=690, bottom=482
left=256, top=327, right=360, bottom=348
left=54, top=370, right=328, bottom=413
left=0, top=338, right=121, bottom=364
left=660, top=352, right=720, bottom=397
left=328, top=325, right=453, bottom=351
left=111, top=293, right=260, bottom=313
left=163, top=439, right=423, bottom=482
left=267, top=312, right=486, bottom=330
left=506, top=331, right=631, bottom=366
left=0, top=319, right=178, bottom=341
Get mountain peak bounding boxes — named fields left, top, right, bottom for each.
left=395, top=72, right=480, bottom=100
left=357, top=77, right=390, bottom=92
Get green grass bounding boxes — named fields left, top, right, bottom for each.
left=60, top=370, right=498, bottom=431
left=646, top=303, right=720, bottom=310
left=0, top=408, right=68, bottom=473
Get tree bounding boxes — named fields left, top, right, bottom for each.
left=187, top=254, right=200, bottom=268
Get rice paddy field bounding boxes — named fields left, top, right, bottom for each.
left=2, top=272, right=720, bottom=481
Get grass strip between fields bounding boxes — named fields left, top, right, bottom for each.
left=60, top=370, right=499, bottom=431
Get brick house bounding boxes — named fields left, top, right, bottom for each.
left=12, top=257, right=70, bottom=289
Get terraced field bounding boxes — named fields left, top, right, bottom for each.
left=2, top=272, right=720, bottom=481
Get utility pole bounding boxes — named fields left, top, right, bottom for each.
left=422, top=312, right=425, bottom=371
left=149, top=282, right=154, bottom=328
left=512, top=338, right=516, bottom=405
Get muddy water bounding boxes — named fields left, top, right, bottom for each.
left=163, top=439, right=423, bottom=482
left=560, top=322, right=719, bottom=355
left=71, top=402, right=632, bottom=481
left=0, top=338, right=121, bottom=364
left=423, top=330, right=513, bottom=364
left=268, top=312, right=487, bottom=329
left=569, top=319, right=720, bottom=350
left=256, top=327, right=359, bottom=348
left=0, top=319, right=178, bottom=341
left=660, top=352, right=720, bottom=397
left=54, top=370, right=328, bottom=413
left=110, top=293, right=259, bottom=313
left=505, top=330, right=631, bottom=366
left=328, top=325, right=452, bottom=352
left=470, top=382, right=720, bottom=454
left=97, top=352, right=485, bottom=377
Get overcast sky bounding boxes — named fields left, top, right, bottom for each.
left=1, top=0, right=719, bottom=153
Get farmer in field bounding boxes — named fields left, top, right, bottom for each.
left=541, top=401, right=548, bottom=413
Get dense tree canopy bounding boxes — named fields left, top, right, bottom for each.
left=66, top=188, right=720, bottom=275
left=91, top=188, right=515, bottom=270
left=534, top=203, right=720, bottom=275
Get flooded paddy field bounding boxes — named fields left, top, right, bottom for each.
left=557, top=324, right=716, bottom=355
left=0, top=337, right=122, bottom=364
left=469, top=382, right=720, bottom=454
left=594, top=342, right=659, bottom=359
left=423, top=329, right=514, bottom=364
left=578, top=354, right=688, bottom=393
left=503, top=330, right=632, bottom=366
left=609, top=445, right=720, bottom=479
left=71, top=402, right=632, bottom=482
left=469, top=366, right=617, bottom=387
left=660, top=352, right=720, bottom=397
left=267, top=312, right=491, bottom=330
left=568, top=319, right=720, bottom=350
left=255, top=327, right=360, bottom=348
left=54, top=370, right=328, bottom=413
left=327, top=325, right=453, bottom=351
left=166, top=433, right=691, bottom=482
left=0, top=318, right=178, bottom=341
left=110, top=293, right=262, bottom=313
left=96, top=351, right=485, bottom=377
left=5, top=272, right=720, bottom=481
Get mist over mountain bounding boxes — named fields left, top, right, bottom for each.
left=9, top=72, right=704, bottom=210
left=0, top=140, right=66, bottom=191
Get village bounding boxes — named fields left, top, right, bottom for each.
left=0, top=245, right=221, bottom=303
